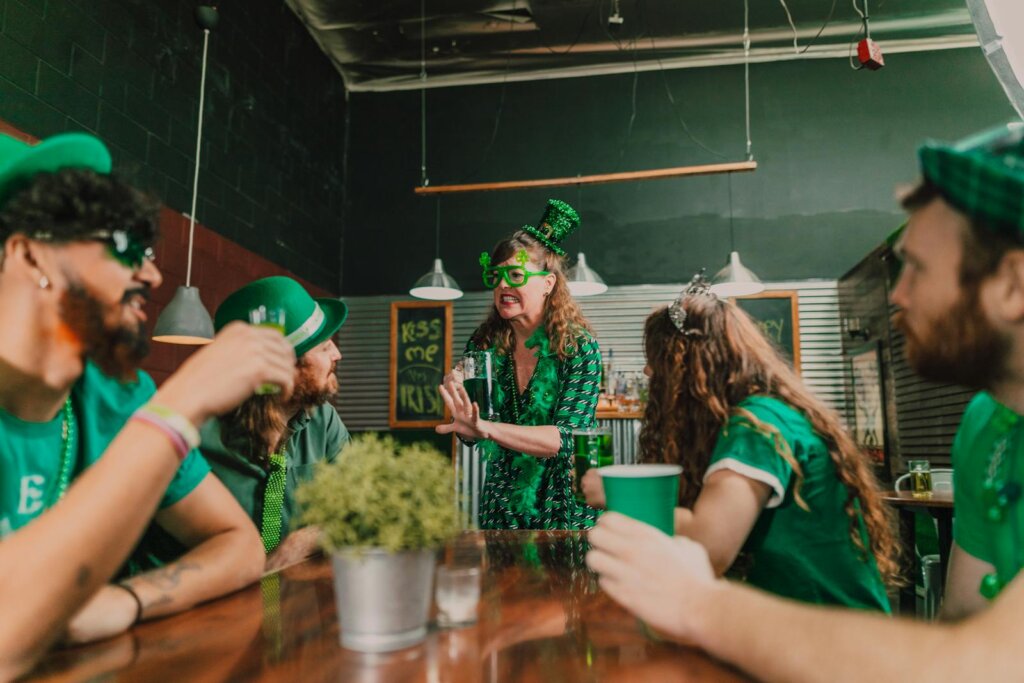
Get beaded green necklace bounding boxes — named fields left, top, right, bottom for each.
left=979, top=404, right=1023, bottom=599
left=47, top=397, right=77, bottom=508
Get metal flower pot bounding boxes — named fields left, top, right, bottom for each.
left=331, top=547, right=436, bottom=653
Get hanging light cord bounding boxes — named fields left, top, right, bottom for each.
left=434, top=198, right=441, bottom=259
left=420, top=0, right=429, bottom=188
left=186, top=28, right=210, bottom=288
left=743, top=0, right=752, bottom=161
left=727, top=172, right=736, bottom=251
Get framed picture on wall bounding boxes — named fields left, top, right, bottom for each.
left=849, top=342, right=887, bottom=465
left=734, top=291, right=801, bottom=374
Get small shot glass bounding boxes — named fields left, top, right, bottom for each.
left=436, top=566, right=481, bottom=628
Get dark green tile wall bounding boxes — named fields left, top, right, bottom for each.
left=0, top=0, right=345, bottom=291
left=344, top=48, right=1017, bottom=296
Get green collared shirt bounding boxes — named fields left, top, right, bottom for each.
left=200, top=403, right=349, bottom=544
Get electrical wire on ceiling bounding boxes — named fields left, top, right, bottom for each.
left=848, top=0, right=871, bottom=70
left=638, top=0, right=728, bottom=159
left=419, top=0, right=428, bottom=187
left=778, top=0, right=800, bottom=53
left=799, top=0, right=839, bottom=54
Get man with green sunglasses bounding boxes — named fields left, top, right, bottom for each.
left=0, top=131, right=295, bottom=677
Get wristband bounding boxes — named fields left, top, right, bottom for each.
left=116, top=582, right=144, bottom=624
left=137, top=404, right=201, bottom=449
left=131, top=413, right=191, bottom=461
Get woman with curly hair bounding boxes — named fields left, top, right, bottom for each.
left=437, top=200, right=602, bottom=530
left=583, top=275, right=900, bottom=610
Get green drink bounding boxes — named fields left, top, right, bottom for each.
left=573, top=428, right=613, bottom=502
left=462, top=376, right=494, bottom=419
left=462, top=351, right=496, bottom=420
left=249, top=306, right=286, bottom=395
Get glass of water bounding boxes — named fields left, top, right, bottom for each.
left=436, top=565, right=481, bottom=628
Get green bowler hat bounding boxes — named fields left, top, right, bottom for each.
left=215, top=276, right=348, bottom=357
left=522, top=199, right=580, bottom=256
left=918, top=122, right=1024, bottom=237
left=0, top=131, right=112, bottom=209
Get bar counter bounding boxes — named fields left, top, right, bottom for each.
left=28, top=531, right=749, bottom=682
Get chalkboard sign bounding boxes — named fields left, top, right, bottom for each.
left=389, top=301, right=453, bottom=428
left=735, top=291, right=801, bottom=374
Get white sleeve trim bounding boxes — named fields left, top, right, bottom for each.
left=703, top=458, right=787, bottom=508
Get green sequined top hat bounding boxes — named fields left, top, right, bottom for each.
left=0, top=132, right=112, bottom=210
left=215, top=276, right=348, bottom=357
left=521, top=199, right=580, bottom=257
left=918, top=122, right=1024, bottom=238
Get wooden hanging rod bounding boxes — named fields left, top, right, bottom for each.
left=414, top=160, right=757, bottom=195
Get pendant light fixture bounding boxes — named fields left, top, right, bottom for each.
left=153, top=5, right=218, bottom=344
left=566, top=187, right=608, bottom=296
left=710, top=173, right=764, bottom=298
left=710, top=0, right=765, bottom=299
left=410, top=198, right=462, bottom=300
left=408, top=0, right=461, bottom=301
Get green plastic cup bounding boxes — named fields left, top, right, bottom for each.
left=599, top=464, right=682, bottom=536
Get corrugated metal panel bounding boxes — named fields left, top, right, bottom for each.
left=334, top=280, right=846, bottom=430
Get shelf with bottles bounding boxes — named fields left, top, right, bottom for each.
left=596, top=350, right=647, bottom=420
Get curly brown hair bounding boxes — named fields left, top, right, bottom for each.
left=640, top=295, right=902, bottom=586
left=470, top=231, right=592, bottom=358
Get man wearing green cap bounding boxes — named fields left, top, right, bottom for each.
left=199, top=276, right=350, bottom=570
left=0, top=131, right=297, bottom=678
left=585, top=121, right=1024, bottom=681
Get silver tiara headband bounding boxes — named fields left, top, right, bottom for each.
left=668, top=270, right=716, bottom=336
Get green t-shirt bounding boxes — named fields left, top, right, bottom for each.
left=0, top=362, right=209, bottom=541
left=952, top=392, right=1024, bottom=597
left=707, top=395, right=890, bottom=612
left=199, top=403, right=349, bottom=544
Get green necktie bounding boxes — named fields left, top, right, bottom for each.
left=261, top=451, right=287, bottom=554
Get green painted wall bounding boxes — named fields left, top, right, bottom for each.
left=344, top=47, right=1017, bottom=295
left=0, top=0, right=346, bottom=291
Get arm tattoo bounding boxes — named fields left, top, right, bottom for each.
left=130, top=561, right=201, bottom=606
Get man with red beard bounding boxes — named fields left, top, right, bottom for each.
left=585, top=122, right=1024, bottom=682
left=199, top=276, right=349, bottom=571
left=0, top=131, right=296, bottom=678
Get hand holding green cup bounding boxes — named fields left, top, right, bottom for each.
left=248, top=306, right=287, bottom=395
left=598, top=464, right=683, bottom=536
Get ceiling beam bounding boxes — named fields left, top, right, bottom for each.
left=413, top=160, right=757, bottom=195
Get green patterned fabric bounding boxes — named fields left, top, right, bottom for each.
left=470, top=327, right=602, bottom=530
left=261, top=451, right=287, bottom=553
left=918, top=122, right=1024, bottom=237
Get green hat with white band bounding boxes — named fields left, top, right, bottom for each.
left=215, top=276, right=348, bottom=357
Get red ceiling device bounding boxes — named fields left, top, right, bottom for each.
left=857, top=38, right=884, bottom=70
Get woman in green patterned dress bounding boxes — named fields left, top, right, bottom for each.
left=437, top=200, right=602, bottom=530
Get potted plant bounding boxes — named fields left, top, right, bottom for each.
left=297, top=433, right=459, bottom=653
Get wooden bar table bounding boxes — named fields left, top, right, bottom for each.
left=27, top=531, right=750, bottom=682
left=880, top=491, right=954, bottom=615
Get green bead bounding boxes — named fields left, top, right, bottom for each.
left=980, top=573, right=1003, bottom=600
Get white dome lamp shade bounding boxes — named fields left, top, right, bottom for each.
left=567, top=252, right=608, bottom=297
left=410, top=257, right=463, bottom=300
left=710, top=250, right=765, bottom=298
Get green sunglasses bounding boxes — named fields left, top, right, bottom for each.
left=92, top=229, right=155, bottom=269
left=33, top=228, right=155, bottom=269
left=482, top=264, right=550, bottom=289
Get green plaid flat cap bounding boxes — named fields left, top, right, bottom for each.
left=918, top=122, right=1024, bottom=236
